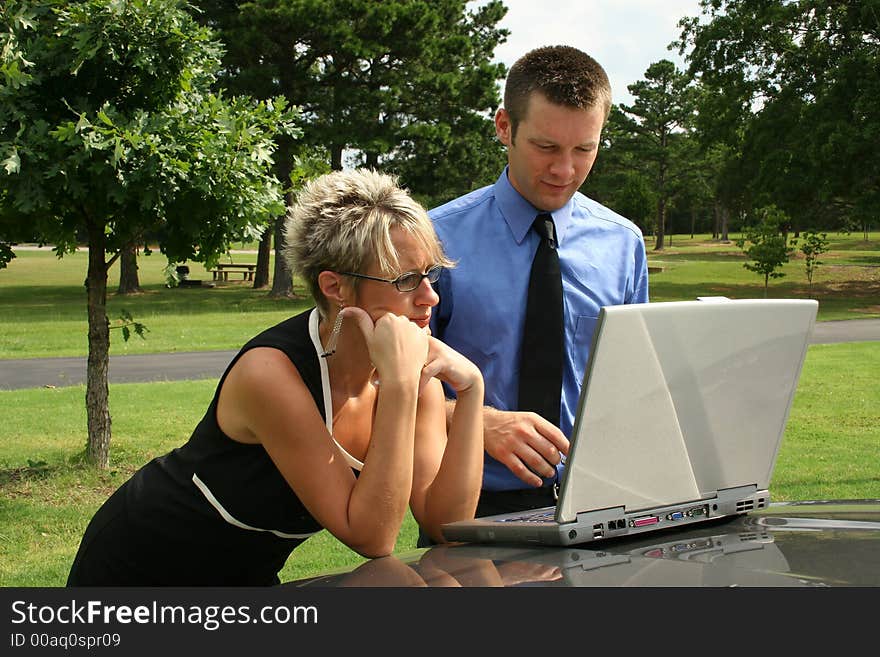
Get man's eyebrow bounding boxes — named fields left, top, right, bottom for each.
left=528, top=136, right=599, bottom=148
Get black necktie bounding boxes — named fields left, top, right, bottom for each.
left=518, top=213, right=564, bottom=427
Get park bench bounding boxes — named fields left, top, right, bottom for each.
left=173, top=264, right=214, bottom=288
left=211, top=262, right=257, bottom=281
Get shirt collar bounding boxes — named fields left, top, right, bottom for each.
left=493, top=166, right=575, bottom=245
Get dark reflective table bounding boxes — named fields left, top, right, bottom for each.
left=285, top=500, right=880, bottom=587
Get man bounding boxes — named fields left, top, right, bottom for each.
left=427, top=45, right=649, bottom=527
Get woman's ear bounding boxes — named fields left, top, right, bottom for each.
left=318, top=270, right=348, bottom=306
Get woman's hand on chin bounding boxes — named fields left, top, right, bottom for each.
left=342, top=306, right=429, bottom=387
left=418, top=337, right=483, bottom=396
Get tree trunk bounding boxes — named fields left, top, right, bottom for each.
left=721, top=206, right=730, bottom=242
left=331, top=144, right=344, bottom=171
left=713, top=201, right=720, bottom=240
left=253, top=227, right=271, bottom=289
left=690, top=208, right=697, bottom=239
left=268, top=150, right=295, bottom=298
left=85, top=221, right=112, bottom=469
left=653, top=153, right=668, bottom=251
left=269, top=212, right=294, bottom=298
left=653, top=197, right=666, bottom=251
left=117, top=243, right=142, bottom=294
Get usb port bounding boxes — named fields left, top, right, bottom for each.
left=631, top=515, right=660, bottom=528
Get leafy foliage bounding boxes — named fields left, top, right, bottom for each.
left=1, top=0, right=299, bottom=266
left=111, top=309, right=150, bottom=343
left=0, top=0, right=299, bottom=467
left=736, top=205, right=795, bottom=295
left=792, top=230, right=830, bottom=290
left=190, top=0, right=508, bottom=206
left=589, top=62, right=700, bottom=247
left=617, top=60, right=697, bottom=250
left=677, top=0, right=880, bottom=233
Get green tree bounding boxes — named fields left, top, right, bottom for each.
left=678, top=0, right=880, bottom=235
left=191, top=0, right=508, bottom=207
left=586, top=106, right=653, bottom=233
left=0, top=0, right=298, bottom=467
left=736, top=205, right=795, bottom=297
left=617, top=60, right=697, bottom=250
left=672, top=147, right=709, bottom=239
left=791, top=230, right=829, bottom=291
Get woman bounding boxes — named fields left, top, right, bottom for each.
left=67, top=169, right=484, bottom=586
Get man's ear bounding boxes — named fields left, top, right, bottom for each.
left=495, top=107, right=513, bottom=147
left=317, top=271, right=348, bottom=307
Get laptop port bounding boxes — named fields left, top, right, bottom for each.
left=666, top=511, right=685, bottom=521
left=630, top=515, right=660, bottom=528
left=686, top=505, right=709, bottom=518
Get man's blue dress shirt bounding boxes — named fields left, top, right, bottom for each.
left=429, top=168, right=649, bottom=491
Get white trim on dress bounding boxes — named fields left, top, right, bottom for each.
left=308, top=308, right=365, bottom=471
left=194, top=308, right=364, bottom=538
left=192, top=473, right=320, bottom=540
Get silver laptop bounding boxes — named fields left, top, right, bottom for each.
left=441, top=298, right=818, bottom=546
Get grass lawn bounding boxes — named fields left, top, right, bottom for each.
left=0, top=233, right=878, bottom=586
left=0, top=249, right=309, bottom=358
left=1, top=342, right=876, bottom=586
left=645, top=232, right=880, bottom=319
left=1, top=232, right=878, bottom=358
left=0, top=380, right=414, bottom=586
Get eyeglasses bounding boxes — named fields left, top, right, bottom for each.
left=338, top=264, right=443, bottom=292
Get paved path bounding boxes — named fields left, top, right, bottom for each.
left=1, top=318, right=878, bottom=391
left=0, top=350, right=238, bottom=391
left=811, top=318, right=880, bottom=344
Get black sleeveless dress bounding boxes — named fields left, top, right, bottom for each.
left=67, top=309, right=338, bottom=586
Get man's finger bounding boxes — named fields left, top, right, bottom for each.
left=504, top=458, right=545, bottom=488
left=531, top=414, right=570, bottom=455
left=517, top=443, right=559, bottom=479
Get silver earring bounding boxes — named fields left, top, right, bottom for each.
left=321, top=306, right=344, bottom=358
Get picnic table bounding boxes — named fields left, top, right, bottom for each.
left=211, top=262, right=257, bottom=281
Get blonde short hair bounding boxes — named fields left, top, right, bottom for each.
left=283, top=168, right=453, bottom=315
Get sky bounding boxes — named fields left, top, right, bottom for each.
left=486, top=0, right=705, bottom=107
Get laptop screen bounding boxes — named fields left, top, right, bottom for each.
left=557, top=299, right=818, bottom=522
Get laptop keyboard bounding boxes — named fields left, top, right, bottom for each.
left=496, top=509, right=556, bottom=523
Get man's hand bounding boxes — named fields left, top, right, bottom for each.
left=483, top=407, right=569, bottom=487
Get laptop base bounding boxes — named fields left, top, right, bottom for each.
left=442, top=485, right=769, bottom=547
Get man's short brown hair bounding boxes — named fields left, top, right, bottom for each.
left=503, top=45, right=611, bottom=141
